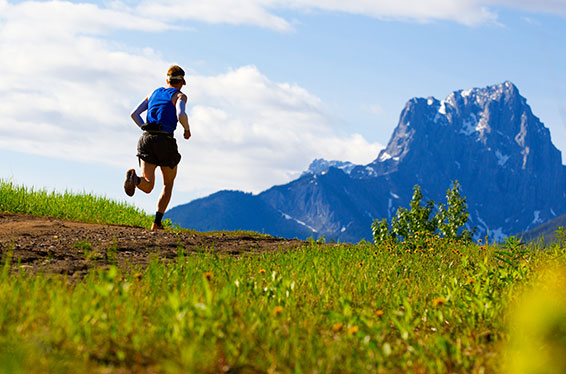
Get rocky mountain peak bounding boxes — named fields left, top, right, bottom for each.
left=368, top=82, right=558, bottom=177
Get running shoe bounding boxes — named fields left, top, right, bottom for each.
left=124, top=169, right=137, bottom=197
left=151, top=222, right=164, bottom=230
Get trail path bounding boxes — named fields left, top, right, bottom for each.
left=0, top=213, right=304, bottom=278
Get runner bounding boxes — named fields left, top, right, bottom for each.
left=124, top=65, right=191, bottom=230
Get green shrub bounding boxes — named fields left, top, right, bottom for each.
left=372, top=181, right=474, bottom=245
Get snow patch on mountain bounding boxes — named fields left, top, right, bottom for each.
left=379, top=152, right=398, bottom=162
left=495, top=150, right=510, bottom=167
left=364, top=166, right=378, bottom=177
left=438, top=100, right=448, bottom=115
left=461, top=115, right=477, bottom=136
left=532, top=210, right=542, bottom=225
left=280, top=211, right=318, bottom=233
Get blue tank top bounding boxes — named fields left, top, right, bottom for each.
left=146, top=87, right=180, bottom=134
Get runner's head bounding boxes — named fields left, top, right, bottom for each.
left=167, top=65, right=186, bottom=86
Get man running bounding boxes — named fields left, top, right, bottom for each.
left=124, top=65, right=191, bottom=230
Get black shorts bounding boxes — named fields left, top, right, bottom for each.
left=137, top=132, right=181, bottom=169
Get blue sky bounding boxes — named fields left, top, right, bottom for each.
left=1, top=0, right=565, bottom=213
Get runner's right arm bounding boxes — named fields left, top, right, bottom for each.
left=130, top=98, right=149, bottom=128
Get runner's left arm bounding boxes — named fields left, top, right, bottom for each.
left=130, top=98, right=149, bottom=128
left=176, top=94, right=191, bottom=139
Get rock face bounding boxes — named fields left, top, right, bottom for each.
left=166, top=82, right=566, bottom=242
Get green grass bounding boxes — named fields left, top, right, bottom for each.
left=1, top=181, right=565, bottom=373
left=2, top=238, right=565, bottom=373
left=0, top=179, right=153, bottom=228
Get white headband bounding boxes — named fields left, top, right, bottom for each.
left=168, top=75, right=185, bottom=80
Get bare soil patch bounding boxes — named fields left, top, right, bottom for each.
left=0, top=213, right=305, bottom=278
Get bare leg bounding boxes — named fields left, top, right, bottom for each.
left=138, top=160, right=157, bottom=194
left=157, top=165, right=178, bottom=214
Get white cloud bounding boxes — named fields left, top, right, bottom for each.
left=0, top=0, right=381, bottom=198
left=0, top=0, right=170, bottom=39
left=127, top=0, right=497, bottom=28
left=181, top=66, right=382, bottom=193
left=136, top=0, right=292, bottom=31
left=285, top=0, right=498, bottom=25
left=483, top=0, right=566, bottom=15
left=2, top=0, right=562, bottom=39
left=0, top=2, right=167, bottom=162
left=133, top=0, right=494, bottom=28
left=130, top=0, right=566, bottom=28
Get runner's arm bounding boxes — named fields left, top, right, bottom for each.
left=130, top=98, right=148, bottom=128
left=176, top=94, right=191, bottom=139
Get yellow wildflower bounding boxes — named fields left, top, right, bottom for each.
left=332, top=322, right=343, bottom=332
left=348, top=326, right=359, bottom=335
left=433, top=297, right=447, bottom=307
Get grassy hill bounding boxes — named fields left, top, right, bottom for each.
left=0, top=179, right=154, bottom=228
left=1, top=180, right=565, bottom=373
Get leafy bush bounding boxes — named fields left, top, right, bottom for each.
left=372, top=181, right=474, bottom=245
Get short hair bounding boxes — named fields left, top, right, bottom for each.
left=167, top=65, right=185, bottom=85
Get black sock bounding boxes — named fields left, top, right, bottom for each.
left=154, top=211, right=164, bottom=226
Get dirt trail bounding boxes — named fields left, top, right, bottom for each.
left=0, top=213, right=305, bottom=278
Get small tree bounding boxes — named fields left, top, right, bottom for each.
left=392, top=185, right=436, bottom=240
left=436, top=181, right=474, bottom=242
left=372, top=181, right=474, bottom=245
left=372, top=218, right=394, bottom=243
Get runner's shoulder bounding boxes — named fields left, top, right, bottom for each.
left=177, top=92, right=187, bottom=102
